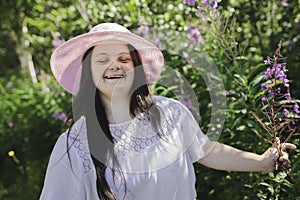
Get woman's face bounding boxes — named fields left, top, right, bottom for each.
left=90, top=43, right=135, bottom=99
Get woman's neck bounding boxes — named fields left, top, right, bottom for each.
left=100, top=94, right=132, bottom=124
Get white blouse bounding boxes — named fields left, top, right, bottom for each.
left=40, top=96, right=209, bottom=200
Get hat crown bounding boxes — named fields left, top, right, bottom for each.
left=89, top=23, right=131, bottom=34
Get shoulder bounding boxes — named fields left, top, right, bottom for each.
left=153, top=95, right=193, bottom=117
left=48, top=116, right=93, bottom=176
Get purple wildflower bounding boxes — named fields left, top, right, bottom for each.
left=6, top=82, right=13, bottom=88
left=41, top=86, right=50, bottom=93
left=277, top=87, right=281, bottom=93
left=188, top=26, right=204, bottom=44
left=274, top=69, right=285, bottom=80
left=290, top=40, right=296, bottom=49
left=184, top=0, right=195, bottom=6
left=203, top=0, right=210, bottom=6
left=283, top=108, right=289, bottom=116
left=263, top=67, right=272, bottom=79
left=256, top=41, right=299, bottom=155
left=262, top=95, right=267, bottom=101
left=282, top=63, right=287, bottom=70
left=35, top=69, right=41, bottom=76
left=224, top=91, right=232, bottom=96
left=184, top=57, right=196, bottom=67
left=8, top=121, right=14, bottom=128
left=179, top=97, right=195, bottom=111
left=283, top=79, right=289, bottom=87
left=281, top=0, right=289, bottom=6
left=210, top=1, right=215, bottom=7
left=52, top=37, right=64, bottom=48
left=294, top=103, right=300, bottom=114
left=267, top=86, right=272, bottom=91
left=261, top=83, right=267, bottom=90
left=137, top=26, right=149, bottom=37
left=153, top=38, right=162, bottom=50
left=53, top=111, right=68, bottom=122
left=284, top=93, right=290, bottom=99
left=184, top=57, right=189, bottom=63
left=264, top=56, right=271, bottom=65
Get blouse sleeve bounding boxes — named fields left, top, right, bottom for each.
left=39, top=133, right=86, bottom=200
left=178, top=101, right=209, bottom=163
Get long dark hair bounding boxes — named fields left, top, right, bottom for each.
left=67, top=44, right=162, bottom=199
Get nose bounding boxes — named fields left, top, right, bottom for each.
left=108, top=60, right=121, bottom=71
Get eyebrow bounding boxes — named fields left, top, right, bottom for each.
left=95, top=52, right=130, bottom=57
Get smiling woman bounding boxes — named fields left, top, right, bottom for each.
left=39, top=23, right=296, bottom=200
left=90, top=43, right=135, bottom=103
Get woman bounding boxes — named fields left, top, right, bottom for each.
left=40, top=23, right=296, bottom=200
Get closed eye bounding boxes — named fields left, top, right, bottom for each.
left=96, top=58, right=109, bottom=64
left=120, top=58, right=132, bottom=63
left=118, top=55, right=132, bottom=63
left=119, top=58, right=131, bottom=63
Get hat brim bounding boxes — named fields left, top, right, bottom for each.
left=50, top=31, right=164, bottom=95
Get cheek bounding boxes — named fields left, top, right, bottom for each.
left=91, top=66, right=105, bottom=85
left=123, top=63, right=135, bottom=74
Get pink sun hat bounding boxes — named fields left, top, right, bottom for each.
left=50, top=23, right=164, bottom=95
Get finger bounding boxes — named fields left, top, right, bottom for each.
left=281, top=143, right=297, bottom=151
left=278, top=152, right=289, bottom=161
left=272, top=137, right=280, bottom=148
left=270, top=147, right=279, bottom=160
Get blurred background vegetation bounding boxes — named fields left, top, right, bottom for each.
left=0, top=0, right=299, bottom=199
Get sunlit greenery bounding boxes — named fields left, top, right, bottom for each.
left=1, top=0, right=299, bottom=199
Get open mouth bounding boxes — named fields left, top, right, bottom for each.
left=104, top=75, right=125, bottom=79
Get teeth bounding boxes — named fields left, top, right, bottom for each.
left=105, top=75, right=124, bottom=79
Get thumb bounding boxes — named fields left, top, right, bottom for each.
left=282, top=143, right=297, bottom=151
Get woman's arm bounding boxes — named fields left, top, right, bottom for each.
left=197, top=140, right=296, bottom=172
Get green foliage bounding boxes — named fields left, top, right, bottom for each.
left=0, top=0, right=300, bottom=199
left=0, top=72, right=71, bottom=199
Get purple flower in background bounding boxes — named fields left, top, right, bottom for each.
left=263, top=67, right=272, bottom=79
left=179, top=97, right=195, bottom=111
left=53, top=111, right=68, bottom=123
left=283, top=79, right=289, bottom=87
left=185, top=0, right=195, bottom=6
left=281, top=0, right=289, bottom=6
left=52, top=37, right=64, bottom=48
left=8, top=121, right=14, bottom=128
left=262, top=95, right=267, bottom=101
left=283, top=108, right=289, bottom=116
left=190, top=58, right=196, bottom=67
left=284, top=93, right=290, bottom=99
left=137, top=26, right=149, bottom=37
left=261, top=83, right=267, bottom=90
left=188, top=26, right=204, bottom=44
left=264, top=56, right=271, bottom=65
left=294, top=103, right=300, bottom=114
left=6, top=82, right=13, bottom=88
left=41, top=86, right=50, bottom=93
left=35, top=69, right=41, bottom=76
left=153, top=38, right=162, bottom=50
left=203, top=0, right=210, bottom=6
left=184, top=57, right=196, bottom=67
left=290, top=40, right=296, bottom=49
left=201, top=0, right=219, bottom=10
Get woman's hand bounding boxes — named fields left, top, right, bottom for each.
left=260, top=139, right=297, bottom=172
